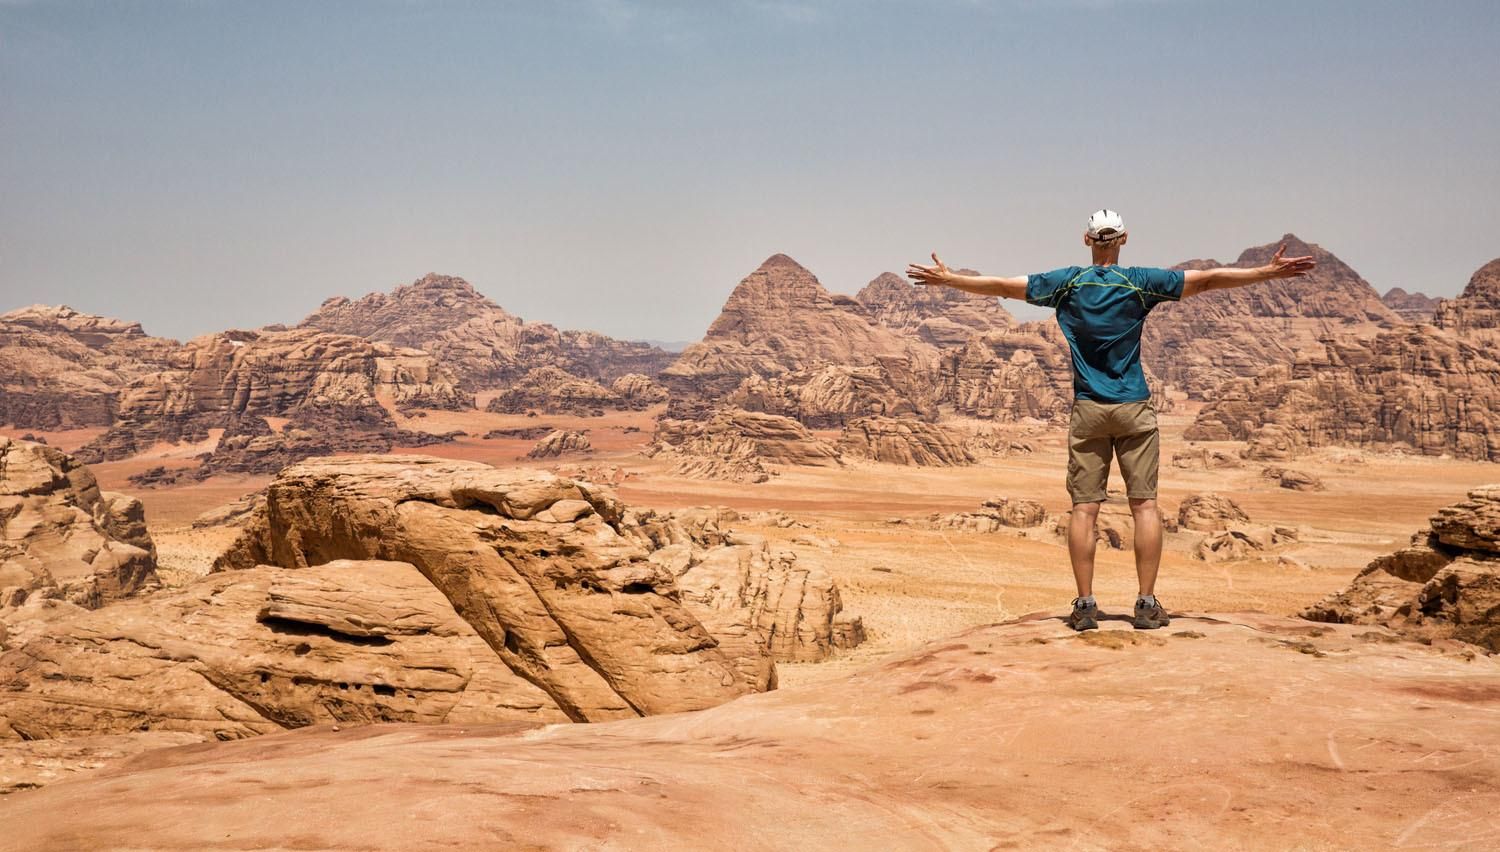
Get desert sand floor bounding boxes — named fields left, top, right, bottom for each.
left=34, top=403, right=1497, bottom=691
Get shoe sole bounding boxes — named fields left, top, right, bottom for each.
left=1068, top=615, right=1099, bottom=631
left=1133, top=614, right=1170, bottom=629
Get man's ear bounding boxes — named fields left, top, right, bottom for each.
left=1119, top=233, right=1129, bottom=247
left=1083, top=233, right=1093, bottom=247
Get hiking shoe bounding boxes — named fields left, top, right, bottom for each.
left=1133, top=596, right=1170, bottom=629
left=1065, top=597, right=1100, bottom=631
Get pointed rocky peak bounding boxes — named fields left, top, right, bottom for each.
left=298, top=272, right=516, bottom=348
left=1381, top=287, right=1439, bottom=321
left=756, top=253, right=810, bottom=273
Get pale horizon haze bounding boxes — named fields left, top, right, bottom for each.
left=2, top=0, right=1497, bottom=342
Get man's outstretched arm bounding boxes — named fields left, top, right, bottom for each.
left=1181, top=244, right=1316, bottom=298
left=906, top=253, right=1028, bottom=300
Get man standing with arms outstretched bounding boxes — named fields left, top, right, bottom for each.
left=907, top=210, right=1316, bottom=630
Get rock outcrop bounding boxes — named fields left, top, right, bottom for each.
left=1177, top=493, right=1251, bottom=532
left=1305, top=485, right=1500, bottom=651
left=485, top=366, right=618, bottom=416
left=931, top=497, right=1050, bottom=533
left=1143, top=235, right=1401, bottom=399
left=837, top=417, right=974, bottom=466
left=855, top=271, right=1016, bottom=347
left=1431, top=257, right=1500, bottom=345
left=646, top=408, right=842, bottom=481
left=1261, top=466, right=1325, bottom=491
left=0, top=438, right=158, bottom=618
left=725, top=360, right=936, bottom=427
left=75, top=328, right=470, bottom=464
left=0, top=560, right=570, bottom=741
left=298, top=273, right=674, bottom=389
left=1382, top=286, right=1440, bottom=322
left=526, top=430, right=593, bottom=459
left=0, top=305, right=179, bottom=430
left=1186, top=325, right=1500, bottom=461
left=7, top=614, right=1498, bottom=849
left=660, top=255, right=937, bottom=405
left=609, top=373, right=668, bottom=408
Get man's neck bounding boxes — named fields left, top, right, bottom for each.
left=1090, top=248, right=1121, bottom=266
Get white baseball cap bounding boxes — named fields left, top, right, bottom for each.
left=1086, top=209, right=1126, bottom=241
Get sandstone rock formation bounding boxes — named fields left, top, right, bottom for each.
left=485, top=366, right=618, bottom=416
left=855, top=271, right=1016, bottom=346
left=609, top=373, right=668, bottom=408
left=660, top=255, right=938, bottom=404
left=525, top=429, right=592, bottom=459
left=1431, top=258, right=1500, bottom=345
left=75, top=327, right=470, bottom=464
left=941, top=323, right=1073, bottom=422
left=298, top=273, right=673, bottom=389
left=646, top=408, right=841, bottom=481
left=1177, top=493, right=1251, bottom=532
left=725, top=359, right=936, bottom=427
left=1170, top=447, right=1242, bottom=470
left=932, top=497, right=1049, bottom=533
left=837, top=416, right=974, bottom=466
left=0, top=305, right=178, bottom=430
left=0, top=438, right=158, bottom=617
left=1143, top=235, right=1401, bottom=399
left=1187, top=325, right=1500, bottom=461
left=0, top=560, right=570, bottom=742
left=7, top=613, right=1497, bottom=849
left=1305, top=485, right=1500, bottom=651
left=1195, top=525, right=1299, bottom=562
left=1262, top=466, right=1325, bottom=491
left=1382, top=286, right=1440, bottom=322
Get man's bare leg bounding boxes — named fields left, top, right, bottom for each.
left=1067, top=501, right=1102, bottom=597
left=1128, top=497, right=1162, bottom=595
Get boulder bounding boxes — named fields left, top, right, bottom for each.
left=0, top=438, right=158, bottom=617
left=486, top=366, right=620, bottom=416
left=525, top=430, right=593, bottom=459
left=1305, top=485, right=1500, bottom=651
left=1261, top=466, right=1325, bottom=491
left=646, top=409, right=841, bottom=480
left=1177, top=493, right=1251, bottom=532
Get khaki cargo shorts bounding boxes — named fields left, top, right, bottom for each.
left=1066, top=399, right=1159, bottom=504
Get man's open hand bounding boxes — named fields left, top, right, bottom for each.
left=906, top=253, right=954, bottom=287
left=1263, top=244, right=1317, bottom=280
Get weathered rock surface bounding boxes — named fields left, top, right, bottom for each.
left=0, top=305, right=178, bottom=430
left=932, top=497, right=1049, bottom=533
left=1382, top=286, right=1440, bottom=322
left=0, top=439, right=158, bottom=617
left=855, top=271, right=1017, bottom=346
left=725, top=360, right=936, bottom=427
left=1305, top=485, right=1500, bottom=651
left=75, top=327, right=470, bottom=464
left=12, top=614, right=1481, bottom=851
left=1170, top=447, right=1242, bottom=470
left=525, top=429, right=592, bottom=459
left=837, top=417, right=974, bottom=466
left=0, top=560, right=569, bottom=743
left=212, top=457, right=777, bottom=722
left=609, top=372, right=668, bottom=408
left=1195, top=525, right=1299, bottom=562
left=1177, top=493, right=1252, bottom=532
left=941, top=323, right=1073, bottom=422
left=1143, top=235, right=1401, bottom=399
left=1187, top=325, right=1500, bottom=461
left=647, top=409, right=842, bottom=481
left=299, top=273, right=674, bottom=389
left=1262, top=466, right=1325, bottom=491
left=485, top=366, right=619, bottom=416
left=1431, top=258, right=1500, bottom=345
left=661, top=256, right=933, bottom=404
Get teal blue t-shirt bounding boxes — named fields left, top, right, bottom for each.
left=1025, top=265, right=1185, bottom=403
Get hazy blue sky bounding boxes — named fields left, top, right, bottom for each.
left=2, top=0, right=1497, bottom=341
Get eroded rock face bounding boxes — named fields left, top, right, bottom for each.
left=1305, top=485, right=1500, bottom=651
left=212, top=458, right=772, bottom=721
left=646, top=409, right=842, bottom=481
left=837, top=417, right=974, bottom=466
left=0, top=305, right=179, bottom=430
left=0, top=560, right=569, bottom=741
left=726, top=360, right=936, bottom=427
left=661, top=255, right=939, bottom=405
left=1431, top=258, right=1500, bottom=345
left=299, top=273, right=675, bottom=388
left=526, top=430, right=593, bottom=459
left=0, top=438, right=158, bottom=616
left=932, top=497, right=1050, bottom=533
left=486, top=366, right=619, bottom=416
left=855, top=271, right=1017, bottom=347
left=1143, top=235, right=1401, bottom=399
left=1187, top=326, right=1500, bottom=462
left=610, top=373, right=668, bottom=408
left=75, top=327, right=470, bottom=464
left=1177, top=493, right=1251, bottom=532
left=1262, top=467, right=1325, bottom=492
left=1383, top=287, right=1440, bottom=323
